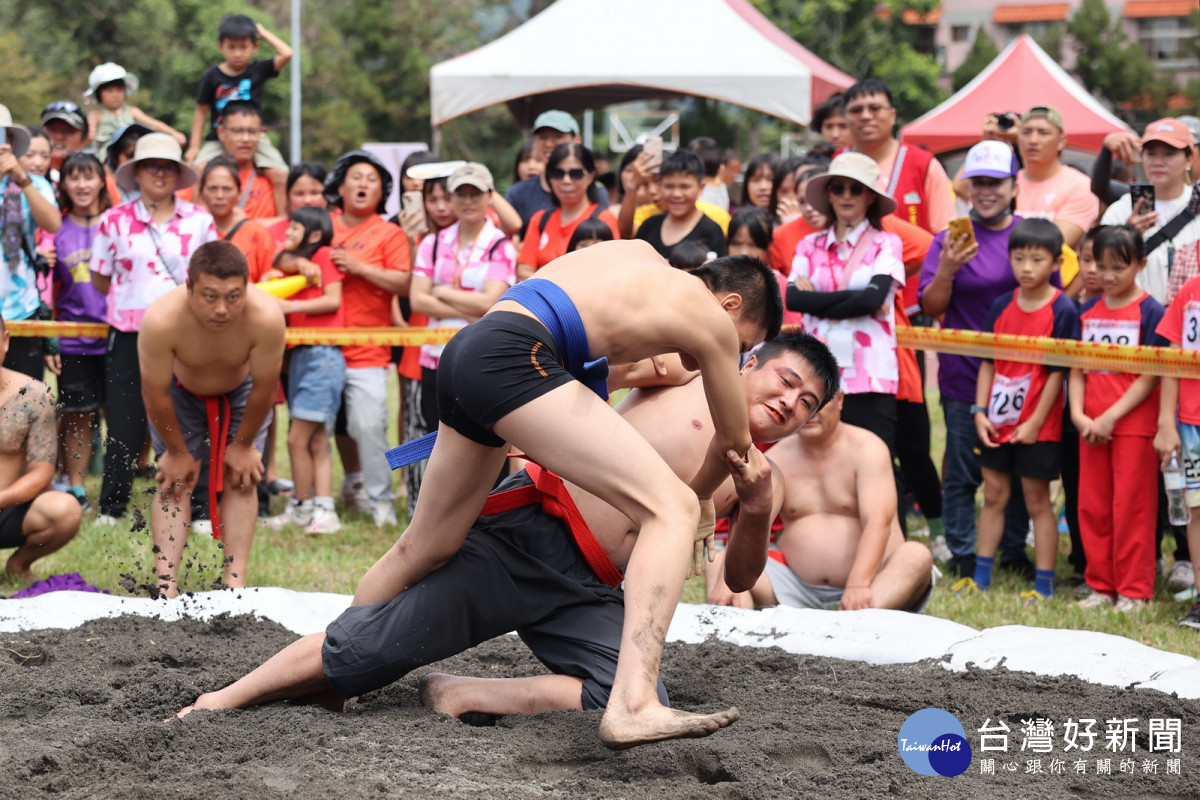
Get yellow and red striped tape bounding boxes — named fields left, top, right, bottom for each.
left=10, top=320, right=1199, bottom=378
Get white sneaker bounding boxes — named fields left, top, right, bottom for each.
left=1113, top=595, right=1149, bottom=613
left=1077, top=591, right=1115, bottom=610
left=340, top=480, right=372, bottom=515
left=94, top=514, right=122, bottom=527
left=929, top=535, right=952, bottom=562
left=372, top=501, right=398, bottom=527
left=263, top=504, right=312, bottom=531
left=190, top=519, right=214, bottom=537
left=1167, top=560, right=1195, bottom=593
left=306, top=506, right=342, bottom=535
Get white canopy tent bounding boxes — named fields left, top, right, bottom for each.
left=430, top=0, right=854, bottom=128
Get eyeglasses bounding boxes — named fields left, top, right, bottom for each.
left=845, top=103, right=892, bottom=117
left=221, top=126, right=262, bottom=139
left=827, top=181, right=866, bottom=197
left=140, top=161, right=181, bottom=175
left=547, top=167, right=587, bottom=181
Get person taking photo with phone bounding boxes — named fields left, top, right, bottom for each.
left=1100, top=118, right=1199, bottom=306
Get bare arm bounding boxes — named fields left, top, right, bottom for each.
left=1055, top=220, right=1084, bottom=251
left=919, top=232, right=975, bottom=319
left=256, top=23, right=293, bottom=71
left=280, top=279, right=341, bottom=316
left=1156, top=368, right=1182, bottom=467
left=330, top=249, right=411, bottom=295
left=617, top=152, right=655, bottom=240
left=973, top=360, right=1000, bottom=447
left=1068, top=368, right=1089, bottom=430
left=606, top=354, right=697, bottom=391
left=139, top=313, right=197, bottom=499
left=0, top=385, right=57, bottom=508
left=840, top=438, right=897, bottom=610
left=91, top=272, right=111, bottom=295
left=490, top=192, right=523, bottom=237
left=429, top=279, right=509, bottom=320
left=129, top=106, right=186, bottom=142
left=687, top=313, right=753, bottom=499
left=1011, top=371, right=1064, bottom=445
left=232, top=309, right=286, bottom=450
left=1089, top=373, right=1159, bottom=440
left=721, top=453, right=784, bottom=593
left=186, top=104, right=209, bottom=163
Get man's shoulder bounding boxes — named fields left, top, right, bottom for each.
left=0, top=370, right=54, bottom=407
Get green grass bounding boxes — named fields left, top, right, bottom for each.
left=3, top=380, right=1198, bottom=661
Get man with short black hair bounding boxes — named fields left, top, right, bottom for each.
left=139, top=239, right=285, bottom=597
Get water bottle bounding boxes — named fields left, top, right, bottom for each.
left=1164, top=453, right=1192, bottom=526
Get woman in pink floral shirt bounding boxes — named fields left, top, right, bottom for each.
left=90, top=133, right=218, bottom=523
left=786, top=152, right=905, bottom=457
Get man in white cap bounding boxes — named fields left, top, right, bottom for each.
left=0, top=104, right=62, bottom=378
left=504, top=110, right=609, bottom=235
left=1015, top=105, right=1098, bottom=250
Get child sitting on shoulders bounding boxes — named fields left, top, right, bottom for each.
left=83, top=63, right=186, bottom=161
left=954, top=219, right=1079, bottom=603
left=263, top=207, right=345, bottom=535
left=186, top=14, right=292, bottom=215
left=1071, top=224, right=1166, bottom=612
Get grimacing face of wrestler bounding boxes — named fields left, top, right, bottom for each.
left=188, top=273, right=247, bottom=330
left=740, top=352, right=824, bottom=442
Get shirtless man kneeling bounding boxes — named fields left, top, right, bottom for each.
left=177, top=332, right=841, bottom=749
left=708, top=390, right=934, bottom=611
left=139, top=240, right=285, bottom=597
left=0, top=317, right=82, bottom=581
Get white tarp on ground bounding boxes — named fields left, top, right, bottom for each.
left=430, top=0, right=853, bottom=127
left=2, top=588, right=1196, bottom=699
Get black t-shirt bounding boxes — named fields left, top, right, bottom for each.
left=635, top=212, right=728, bottom=261
left=196, top=59, right=279, bottom=140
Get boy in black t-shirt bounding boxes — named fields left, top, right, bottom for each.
left=636, top=151, right=728, bottom=262
left=186, top=14, right=292, bottom=213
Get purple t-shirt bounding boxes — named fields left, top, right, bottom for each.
left=52, top=217, right=108, bottom=356
left=918, top=215, right=1063, bottom=403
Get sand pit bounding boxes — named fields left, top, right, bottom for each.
left=2, top=611, right=1198, bottom=799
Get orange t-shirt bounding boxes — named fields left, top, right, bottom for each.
left=333, top=214, right=410, bottom=368
left=517, top=205, right=620, bottom=270
left=178, top=165, right=277, bottom=220
left=226, top=218, right=277, bottom=283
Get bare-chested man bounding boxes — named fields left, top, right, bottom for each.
left=350, top=242, right=782, bottom=747
left=138, top=240, right=285, bottom=597
left=708, top=391, right=934, bottom=611
left=0, top=318, right=82, bottom=581
left=177, top=332, right=841, bottom=749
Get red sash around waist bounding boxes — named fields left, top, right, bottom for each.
left=176, top=380, right=231, bottom=541
left=478, top=462, right=624, bottom=589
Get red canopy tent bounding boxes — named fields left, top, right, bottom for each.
left=900, top=34, right=1132, bottom=154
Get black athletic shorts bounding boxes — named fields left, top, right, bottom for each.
left=977, top=440, right=1061, bottom=482
left=58, top=353, right=105, bottom=412
left=435, top=311, right=575, bottom=447
left=322, top=470, right=667, bottom=710
left=0, top=500, right=33, bottom=549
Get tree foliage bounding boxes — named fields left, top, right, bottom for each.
left=1067, top=0, right=1158, bottom=114
left=749, top=0, right=947, bottom=123
left=951, top=25, right=999, bottom=91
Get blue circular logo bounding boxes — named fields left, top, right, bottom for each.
left=897, top=708, right=973, bottom=776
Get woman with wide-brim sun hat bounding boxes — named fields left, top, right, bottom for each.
left=91, top=132, right=218, bottom=526
left=786, top=151, right=906, bottom=455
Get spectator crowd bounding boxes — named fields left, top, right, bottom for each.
left=2, top=14, right=1200, bottom=634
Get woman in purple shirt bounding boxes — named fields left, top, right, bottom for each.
left=919, top=141, right=1055, bottom=580
left=48, top=153, right=111, bottom=510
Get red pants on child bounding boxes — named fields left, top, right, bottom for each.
left=1078, top=434, right=1158, bottom=600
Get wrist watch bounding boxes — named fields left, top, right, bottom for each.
left=970, top=405, right=987, bottom=415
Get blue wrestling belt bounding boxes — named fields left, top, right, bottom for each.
left=386, top=279, right=609, bottom=469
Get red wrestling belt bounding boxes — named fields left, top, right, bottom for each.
left=176, top=381, right=231, bottom=541
left=479, top=462, right=624, bottom=589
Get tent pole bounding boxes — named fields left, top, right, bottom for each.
left=289, top=0, right=301, bottom=164
left=432, top=125, right=443, bottom=156
left=583, top=109, right=593, bottom=149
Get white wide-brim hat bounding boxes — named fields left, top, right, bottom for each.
left=114, top=132, right=197, bottom=192
left=84, top=62, right=140, bottom=99
left=804, top=151, right=898, bottom=220
left=0, top=104, right=30, bottom=158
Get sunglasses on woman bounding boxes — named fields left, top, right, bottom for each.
left=827, top=181, right=866, bottom=197
left=547, top=167, right=588, bottom=181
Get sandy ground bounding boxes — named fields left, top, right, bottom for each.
left=2, top=614, right=1197, bottom=799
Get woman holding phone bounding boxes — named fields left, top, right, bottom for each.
left=1100, top=118, right=1199, bottom=305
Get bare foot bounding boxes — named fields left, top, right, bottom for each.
left=598, top=705, right=740, bottom=750
left=5, top=562, right=34, bottom=582
left=418, top=673, right=465, bottom=717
